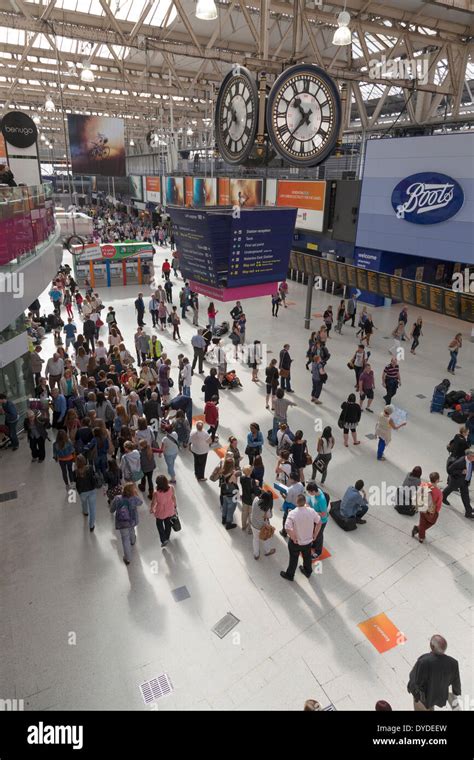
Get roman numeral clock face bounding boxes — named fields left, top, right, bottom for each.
left=267, top=65, right=341, bottom=167
left=215, top=67, right=259, bottom=164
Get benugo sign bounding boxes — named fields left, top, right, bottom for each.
left=276, top=180, right=326, bottom=231
left=391, top=172, right=464, bottom=225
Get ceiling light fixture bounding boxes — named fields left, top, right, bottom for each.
left=195, top=0, right=217, bottom=21
left=80, top=62, right=95, bottom=83
left=33, top=114, right=41, bottom=125
left=44, top=94, right=55, bottom=111
left=129, top=138, right=135, bottom=146
left=187, top=128, right=194, bottom=135
left=332, top=10, right=352, bottom=46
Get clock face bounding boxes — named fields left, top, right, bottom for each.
left=267, top=64, right=341, bottom=167
left=215, top=67, right=259, bottom=165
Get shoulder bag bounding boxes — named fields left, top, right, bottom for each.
left=170, top=508, right=182, bottom=532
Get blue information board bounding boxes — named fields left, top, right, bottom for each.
left=169, top=206, right=297, bottom=289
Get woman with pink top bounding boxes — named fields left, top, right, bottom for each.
left=150, top=474, right=177, bottom=547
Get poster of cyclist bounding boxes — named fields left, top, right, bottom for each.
left=67, top=115, right=126, bottom=176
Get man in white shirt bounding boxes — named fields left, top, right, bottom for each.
left=180, top=357, right=192, bottom=396
left=280, top=494, right=321, bottom=581
left=189, top=421, right=212, bottom=481
left=45, top=353, right=65, bottom=390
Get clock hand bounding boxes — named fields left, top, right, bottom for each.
left=289, top=108, right=313, bottom=137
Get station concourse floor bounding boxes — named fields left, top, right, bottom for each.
left=1, top=246, right=472, bottom=712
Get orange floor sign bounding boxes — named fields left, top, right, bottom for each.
left=312, top=546, right=331, bottom=562
left=357, top=613, right=406, bottom=654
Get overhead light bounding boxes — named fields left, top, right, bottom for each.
left=129, top=138, right=135, bottom=146
left=40, top=133, right=46, bottom=142
left=332, top=11, right=352, bottom=46
left=80, top=62, right=95, bottom=83
left=33, top=114, right=41, bottom=125
left=187, top=128, right=194, bottom=135
left=195, top=0, right=217, bottom=20
left=44, top=94, right=55, bottom=111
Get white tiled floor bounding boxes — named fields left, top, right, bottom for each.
left=1, top=245, right=472, bottom=711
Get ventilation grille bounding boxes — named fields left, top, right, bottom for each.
left=139, top=673, right=174, bottom=705
left=212, top=612, right=240, bottom=639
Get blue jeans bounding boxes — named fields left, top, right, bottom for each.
left=377, top=437, right=387, bottom=460
left=164, top=452, right=177, bottom=480
left=183, top=386, right=191, bottom=397
left=208, top=317, right=215, bottom=333
left=221, top=495, right=236, bottom=525
left=312, top=379, right=323, bottom=399
left=80, top=489, right=97, bottom=529
left=280, top=374, right=292, bottom=392
left=119, top=526, right=136, bottom=562
left=7, top=421, right=19, bottom=448
left=448, top=351, right=457, bottom=372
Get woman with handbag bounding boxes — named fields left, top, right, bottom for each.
left=339, top=393, right=362, bottom=447
left=310, top=356, right=327, bottom=405
left=245, top=423, right=264, bottom=465
left=74, top=454, right=99, bottom=532
left=53, top=429, right=76, bottom=489
left=349, top=344, right=368, bottom=388
left=312, top=426, right=335, bottom=484
left=150, top=475, right=178, bottom=548
left=110, top=483, right=142, bottom=565
left=288, top=430, right=311, bottom=484
left=250, top=491, right=276, bottom=560
left=412, top=473, right=443, bottom=543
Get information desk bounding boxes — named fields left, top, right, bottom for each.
left=289, top=251, right=474, bottom=323
left=71, top=241, right=155, bottom=288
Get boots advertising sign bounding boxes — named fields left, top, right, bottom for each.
left=391, top=172, right=464, bottom=225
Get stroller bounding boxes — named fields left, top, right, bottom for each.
left=430, top=379, right=450, bottom=413
left=214, top=321, right=229, bottom=337
left=221, top=369, right=242, bottom=389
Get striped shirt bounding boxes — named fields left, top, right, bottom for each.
left=384, top=364, right=400, bottom=380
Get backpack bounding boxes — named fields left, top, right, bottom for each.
left=105, top=403, right=115, bottom=423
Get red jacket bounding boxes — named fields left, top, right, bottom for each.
left=162, top=261, right=171, bottom=272
left=204, top=401, right=219, bottom=426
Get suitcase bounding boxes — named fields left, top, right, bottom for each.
left=329, top=500, right=357, bottom=531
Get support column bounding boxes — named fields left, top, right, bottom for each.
left=304, top=275, right=315, bottom=330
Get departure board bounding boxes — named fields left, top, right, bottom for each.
left=367, top=271, right=378, bottom=294
left=328, top=261, right=338, bottom=283
left=402, top=279, right=415, bottom=305
left=459, top=294, right=474, bottom=322
left=319, top=260, right=329, bottom=280
left=228, top=207, right=297, bottom=286
left=170, top=208, right=222, bottom=286
left=390, top=277, right=402, bottom=301
left=356, top=267, right=368, bottom=291
left=378, top=273, right=391, bottom=298
left=429, top=286, right=444, bottom=314
left=346, top=265, right=357, bottom=288
left=337, top=263, right=347, bottom=285
left=415, top=283, right=429, bottom=310
left=444, top=291, right=459, bottom=318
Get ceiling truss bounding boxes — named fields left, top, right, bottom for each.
left=0, top=0, right=471, bottom=156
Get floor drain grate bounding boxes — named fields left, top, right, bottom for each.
left=416, top=394, right=427, bottom=399
left=171, top=586, right=190, bottom=602
left=212, top=612, right=240, bottom=639
left=139, top=673, right=173, bottom=705
left=0, top=491, right=18, bottom=502
left=323, top=703, right=336, bottom=711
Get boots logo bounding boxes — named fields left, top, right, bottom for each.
left=391, top=172, right=464, bottom=225
left=1, top=110, right=38, bottom=148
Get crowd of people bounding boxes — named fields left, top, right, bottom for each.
left=0, top=221, right=471, bottom=712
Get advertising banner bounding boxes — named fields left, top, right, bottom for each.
left=185, top=176, right=193, bottom=207
left=0, top=133, right=7, bottom=161
left=67, top=115, right=126, bottom=176
left=76, top=241, right=154, bottom=263
left=229, top=178, right=263, bottom=207
left=165, top=176, right=184, bottom=206
left=276, top=180, right=326, bottom=231
left=145, top=176, right=161, bottom=204
left=218, top=178, right=230, bottom=206
left=130, top=175, right=143, bottom=201
left=265, top=178, right=277, bottom=207
left=193, top=177, right=217, bottom=206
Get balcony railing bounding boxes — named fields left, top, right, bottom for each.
left=0, top=181, right=56, bottom=269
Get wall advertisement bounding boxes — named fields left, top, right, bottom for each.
left=276, top=180, right=326, bottom=231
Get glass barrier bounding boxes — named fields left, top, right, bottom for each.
left=0, top=181, right=56, bottom=268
